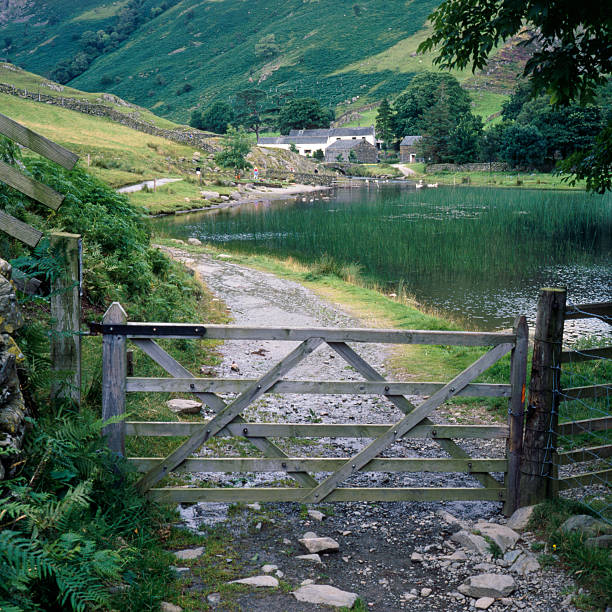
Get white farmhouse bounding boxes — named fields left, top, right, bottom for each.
left=258, top=126, right=376, bottom=157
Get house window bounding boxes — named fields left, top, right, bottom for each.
left=336, top=137, right=341, bottom=140
left=352, top=137, right=356, bottom=139
left=305, top=150, right=311, bottom=154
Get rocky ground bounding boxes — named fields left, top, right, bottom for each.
left=158, top=247, right=581, bottom=611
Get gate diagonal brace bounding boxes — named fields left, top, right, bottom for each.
left=133, top=338, right=318, bottom=489
left=136, top=337, right=324, bottom=494
left=301, top=342, right=514, bottom=503
left=329, top=342, right=502, bottom=490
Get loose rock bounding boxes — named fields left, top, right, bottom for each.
left=299, top=536, right=340, bottom=554
left=261, top=564, right=278, bottom=573
left=559, top=515, right=612, bottom=538
left=160, top=603, right=183, bottom=612
left=296, top=553, right=322, bottom=564
left=475, top=521, right=520, bottom=552
left=451, top=530, right=490, bottom=555
left=308, top=510, right=325, bottom=522
left=475, top=597, right=495, bottom=610
left=509, top=552, right=540, bottom=575
left=458, top=574, right=515, bottom=598
left=507, top=505, right=536, bottom=531
left=293, top=584, right=358, bottom=608
left=229, top=575, right=279, bottom=588
left=166, top=399, right=202, bottom=415
left=174, top=547, right=204, bottom=560
left=187, top=238, right=202, bottom=246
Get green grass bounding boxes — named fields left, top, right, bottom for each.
left=529, top=500, right=612, bottom=610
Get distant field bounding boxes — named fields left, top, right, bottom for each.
left=0, top=93, right=201, bottom=187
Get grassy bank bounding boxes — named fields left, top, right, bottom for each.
left=410, top=164, right=586, bottom=190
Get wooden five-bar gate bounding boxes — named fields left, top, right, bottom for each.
left=93, top=303, right=528, bottom=514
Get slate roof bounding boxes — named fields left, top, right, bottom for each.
left=288, top=127, right=375, bottom=138
left=326, top=139, right=363, bottom=150
left=400, top=135, right=422, bottom=146
left=258, top=136, right=328, bottom=145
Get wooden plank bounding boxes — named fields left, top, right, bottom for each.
left=302, top=342, right=514, bottom=502
left=326, top=341, right=504, bottom=490
left=561, top=346, right=612, bottom=363
left=101, top=303, right=127, bottom=456
left=129, top=457, right=508, bottom=473
left=0, top=160, right=65, bottom=210
left=126, top=377, right=512, bottom=398
left=559, top=417, right=612, bottom=436
left=557, top=445, right=612, bottom=465
left=559, top=384, right=611, bottom=402
left=0, top=112, right=79, bottom=170
left=50, top=233, right=81, bottom=406
left=565, top=302, right=612, bottom=321
left=558, top=469, right=612, bottom=490
left=505, top=315, right=529, bottom=516
left=125, top=421, right=510, bottom=439
left=0, top=208, right=42, bottom=247
left=148, top=487, right=506, bottom=503
left=136, top=337, right=324, bottom=494
left=132, top=338, right=317, bottom=489
left=119, top=323, right=515, bottom=346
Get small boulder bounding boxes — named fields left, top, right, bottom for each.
left=475, top=597, right=495, bottom=610
left=507, top=505, right=536, bottom=531
left=559, top=515, right=612, bottom=539
left=509, top=551, right=540, bottom=575
left=174, top=547, right=204, bottom=560
left=299, top=536, right=339, bottom=554
left=200, top=190, right=220, bottom=199
left=296, top=553, right=322, bottom=564
left=160, top=603, right=183, bottom=612
left=458, top=574, right=515, bottom=599
left=308, top=510, right=325, bottom=521
left=229, top=191, right=242, bottom=200
left=166, top=399, right=202, bottom=415
left=411, top=552, right=424, bottom=563
left=475, top=522, right=520, bottom=552
left=420, top=587, right=432, bottom=597
left=261, top=564, right=278, bottom=573
left=451, top=530, right=490, bottom=555
left=229, top=575, right=278, bottom=588
left=585, top=534, right=612, bottom=549
left=187, top=237, right=202, bottom=246
left=207, top=593, right=221, bottom=604
left=293, top=584, right=358, bottom=608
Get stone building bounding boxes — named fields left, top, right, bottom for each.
left=324, top=139, right=379, bottom=163
left=400, top=135, right=423, bottom=163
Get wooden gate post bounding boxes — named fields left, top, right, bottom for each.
left=519, top=288, right=566, bottom=507
left=101, top=302, right=127, bottom=456
left=505, top=315, right=529, bottom=516
left=50, top=232, right=82, bottom=406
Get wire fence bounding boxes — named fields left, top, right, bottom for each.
left=552, top=299, right=612, bottom=521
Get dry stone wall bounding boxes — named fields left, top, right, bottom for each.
left=425, top=162, right=510, bottom=173
left=0, top=84, right=217, bottom=153
left=0, top=258, right=27, bottom=481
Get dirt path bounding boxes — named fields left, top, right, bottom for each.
left=162, top=247, right=577, bottom=611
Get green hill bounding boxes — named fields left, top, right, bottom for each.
left=2, top=0, right=524, bottom=123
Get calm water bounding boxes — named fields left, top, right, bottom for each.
left=155, top=183, right=612, bottom=336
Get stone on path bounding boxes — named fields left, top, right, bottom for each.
left=261, top=564, right=278, bottom=573
left=437, top=510, right=464, bottom=528
left=299, top=536, right=340, bottom=554
left=296, top=553, right=322, bottom=564
left=559, top=515, right=612, bottom=538
left=160, top=603, right=183, bottom=612
left=475, top=597, right=495, bottom=610
left=229, top=575, right=279, bottom=588
left=458, top=574, right=515, bottom=599
left=420, top=587, right=432, bottom=597
left=509, top=551, right=540, bottom=575
left=166, top=399, right=202, bottom=414
left=247, top=503, right=261, bottom=511
left=507, top=506, right=536, bottom=531
left=187, top=237, right=202, bottom=245
left=451, top=530, right=490, bottom=555
left=444, top=550, right=467, bottom=561
left=411, top=552, right=424, bottom=562
left=293, top=584, right=358, bottom=608
left=475, top=521, right=520, bottom=552
left=174, top=547, right=204, bottom=560
left=308, top=510, right=325, bottom=521
left=503, top=550, right=522, bottom=564
left=207, top=593, right=221, bottom=604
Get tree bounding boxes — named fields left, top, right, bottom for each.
left=480, top=124, right=506, bottom=165
left=194, top=101, right=236, bottom=134
left=417, top=85, right=456, bottom=163
left=393, top=72, right=471, bottom=139
left=348, top=149, right=358, bottom=163
left=375, top=98, right=395, bottom=148
left=234, top=88, right=267, bottom=138
left=500, top=124, right=545, bottom=170
left=448, top=114, right=483, bottom=164
left=214, top=126, right=252, bottom=173
left=313, top=149, right=324, bottom=161
left=277, top=98, right=333, bottom=135
left=255, top=34, right=280, bottom=60
left=419, top=0, right=612, bottom=192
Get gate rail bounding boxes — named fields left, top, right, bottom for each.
left=93, top=303, right=528, bottom=513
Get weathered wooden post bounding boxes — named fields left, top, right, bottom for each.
left=101, top=302, right=127, bottom=456
left=50, top=232, right=82, bottom=405
left=504, top=315, right=529, bottom=515
left=519, top=288, right=566, bottom=507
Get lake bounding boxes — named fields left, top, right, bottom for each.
left=154, top=183, right=612, bottom=338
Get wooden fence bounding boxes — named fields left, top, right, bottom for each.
left=92, top=305, right=528, bottom=513
left=520, top=290, right=612, bottom=506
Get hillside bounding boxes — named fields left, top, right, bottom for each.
left=1, top=0, right=524, bottom=123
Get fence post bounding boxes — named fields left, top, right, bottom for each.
left=519, top=288, right=566, bottom=507
left=102, top=302, right=127, bottom=456
left=50, top=232, right=82, bottom=406
left=505, top=315, right=529, bottom=516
